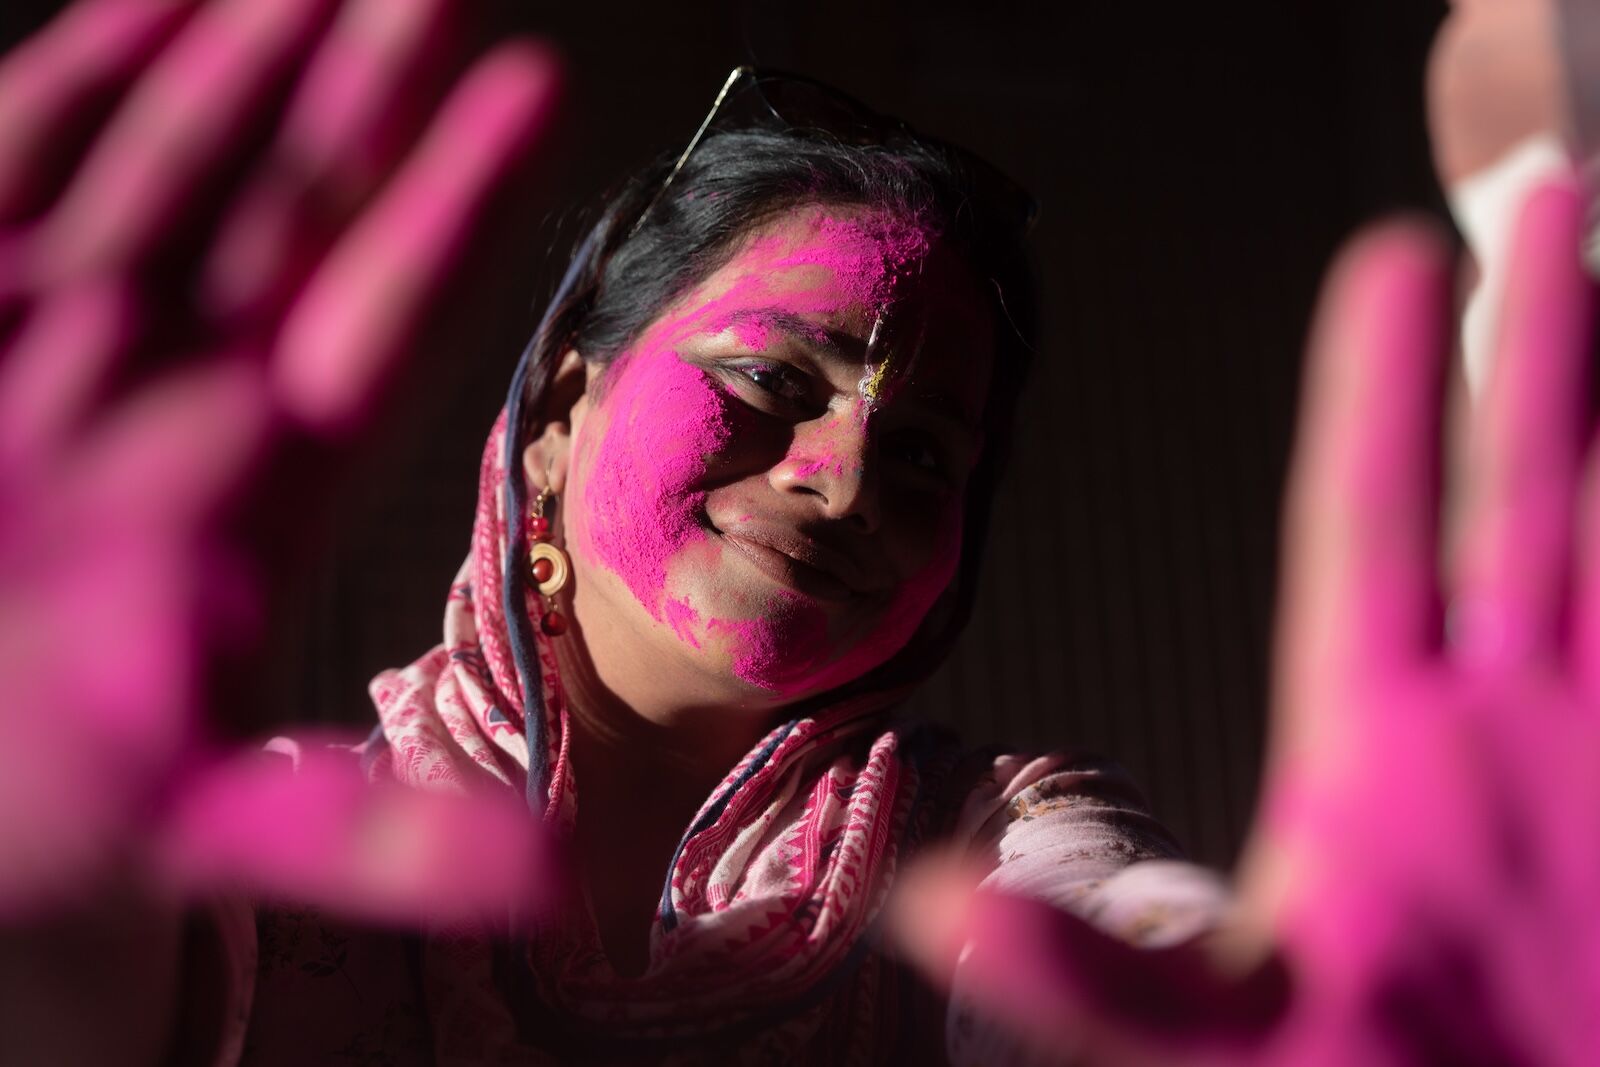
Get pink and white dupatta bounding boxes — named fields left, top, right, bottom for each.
left=363, top=412, right=948, bottom=1061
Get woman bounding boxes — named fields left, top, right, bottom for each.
left=227, top=73, right=1236, bottom=1063
left=3, top=1, right=1598, bottom=1064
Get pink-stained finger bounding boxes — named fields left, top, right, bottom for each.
left=258, top=0, right=452, bottom=192
left=1275, top=224, right=1450, bottom=737
left=887, top=865, right=1283, bottom=1064
left=201, top=0, right=454, bottom=319
left=1451, top=177, right=1591, bottom=673
left=58, top=353, right=274, bottom=534
left=273, top=41, right=560, bottom=434
left=158, top=741, right=551, bottom=926
left=0, top=361, right=271, bottom=920
left=33, top=0, right=340, bottom=282
left=0, top=522, right=197, bottom=918
left=1566, top=347, right=1600, bottom=690
left=0, top=0, right=194, bottom=222
left=880, top=850, right=985, bottom=986
left=0, top=280, right=136, bottom=474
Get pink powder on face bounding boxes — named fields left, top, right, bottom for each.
left=708, top=591, right=831, bottom=694
left=727, top=316, right=772, bottom=351
left=708, top=308, right=833, bottom=353
left=788, top=452, right=858, bottom=487
left=822, top=512, right=963, bottom=691
left=693, top=210, right=935, bottom=351
left=576, top=347, right=730, bottom=626
left=800, top=212, right=931, bottom=311
left=710, top=506, right=963, bottom=697
left=575, top=204, right=958, bottom=697
left=664, top=596, right=702, bottom=649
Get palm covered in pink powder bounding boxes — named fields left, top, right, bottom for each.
left=0, top=0, right=556, bottom=921
left=890, top=180, right=1600, bottom=1064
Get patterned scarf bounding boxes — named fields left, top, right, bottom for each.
left=364, top=412, right=955, bottom=1062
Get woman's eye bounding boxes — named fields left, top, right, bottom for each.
left=885, top=431, right=948, bottom=478
left=734, top=361, right=812, bottom=405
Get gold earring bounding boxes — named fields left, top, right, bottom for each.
left=529, top=486, right=570, bottom=636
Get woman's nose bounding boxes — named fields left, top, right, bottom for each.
left=771, top=411, right=882, bottom=533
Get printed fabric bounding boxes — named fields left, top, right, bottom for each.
left=212, top=413, right=1221, bottom=1065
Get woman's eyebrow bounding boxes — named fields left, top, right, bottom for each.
left=719, top=307, right=868, bottom=363
left=905, top=388, right=983, bottom=435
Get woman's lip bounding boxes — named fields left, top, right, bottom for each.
left=720, top=532, right=858, bottom=603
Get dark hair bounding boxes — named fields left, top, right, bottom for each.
left=510, top=126, right=1037, bottom=724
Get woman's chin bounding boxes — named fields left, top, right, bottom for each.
left=647, top=582, right=845, bottom=700
left=585, top=556, right=912, bottom=706
left=689, top=601, right=911, bottom=703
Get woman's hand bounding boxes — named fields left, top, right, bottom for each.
left=891, top=179, right=1600, bottom=1063
left=1239, top=175, right=1598, bottom=1064
left=0, top=0, right=555, bottom=921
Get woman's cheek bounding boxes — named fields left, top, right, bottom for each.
left=834, top=503, right=964, bottom=678
left=567, top=342, right=965, bottom=699
left=571, top=350, right=732, bottom=624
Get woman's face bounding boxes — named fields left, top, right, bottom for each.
left=548, top=202, right=994, bottom=708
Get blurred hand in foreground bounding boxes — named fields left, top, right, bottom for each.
left=0, top=0, right=557, bottom=923
left=891, top=178, right=1600, bottom=1064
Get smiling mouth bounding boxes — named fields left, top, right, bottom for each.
left=718, top=530, right=859, bottom=603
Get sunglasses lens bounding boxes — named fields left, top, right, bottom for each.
left=639, top=67, right=1039, bottom=242
left=967, top=158, right=1042, bottom=236
left=746, top=75, right=888, bottom=146
left=744, top=75, right=1037, bottom=236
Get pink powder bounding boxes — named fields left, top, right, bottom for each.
left=664, top=596, right=702, bottom=649
left=708, top=591, right=831, bottom=695
left=748, top=211, right=931, bottom=324
left=708, top=308, right=834, bottom=352
left=791, top=455, right=848, bottom=480
left=575, top=204, right=956, bottom=697
left=803, top=212, right=930, bottom=308
left=706, top=499, right=960, bottom=697
left=727, top=315, right=772, bottom=350
left=688, top=210, right=935, bottom=350
left=575, top=347, right=729, bottom=624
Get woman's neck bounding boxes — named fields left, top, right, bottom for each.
left=550, top=632, right=781, bottom=978
left=551, top=630, right=776, bottom=800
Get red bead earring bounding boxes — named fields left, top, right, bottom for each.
left=528, top=487, right=570, bottom=636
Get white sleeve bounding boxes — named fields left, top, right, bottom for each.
left=942, top=751, right=1231, bottom=1065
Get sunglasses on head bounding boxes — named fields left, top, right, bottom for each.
left=628, top=65, right=1040, bottom=242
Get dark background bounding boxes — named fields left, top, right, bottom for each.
left=2, top=2, right=1451, bottom=867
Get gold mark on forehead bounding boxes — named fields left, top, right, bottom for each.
left=858, top=313, right=893, bottom=405
left=860, top=359, right=893, bottom=403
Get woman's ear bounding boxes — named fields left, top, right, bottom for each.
left=522, top=349, right=589, bottom=496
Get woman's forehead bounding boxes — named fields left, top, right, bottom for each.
left=650, top=204, right=995, bottom=412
